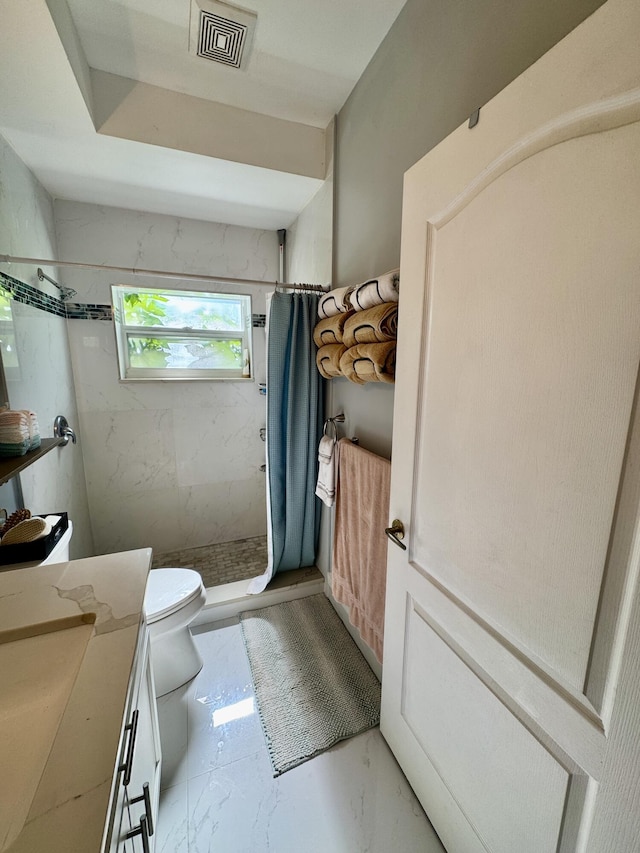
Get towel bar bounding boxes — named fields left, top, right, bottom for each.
left=323, top=413, right=345, bottom=441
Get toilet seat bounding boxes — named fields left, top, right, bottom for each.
left=145, top=568, right=203, bottom=623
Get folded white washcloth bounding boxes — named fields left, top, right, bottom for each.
left=317, top=286, right=354, bottom=319
left=349, top=270, right=399, bottom=312
left=0, top=428, right=29, bottom=442
left=315, top=435, right=339, bottom=507
left=23, top=410, right=40, bottom=441
left=0, top=410, right=40, bottom=446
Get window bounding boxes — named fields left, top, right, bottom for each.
left=111, top=285, right=252, bottom=381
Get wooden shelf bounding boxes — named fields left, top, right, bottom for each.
left=0, top=437, right=65, bottom=486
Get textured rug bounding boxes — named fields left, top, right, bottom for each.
left=240, top=593, right=381, bottom=776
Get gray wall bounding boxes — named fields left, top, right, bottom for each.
left=331, top=0, right=606, bottom=458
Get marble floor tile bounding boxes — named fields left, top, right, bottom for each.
left=157, top=617, right=445, bottom=853
left=186, top=623, right=265, bottom=779
left=187, top=730, right=443, bottom=853
left=155, top=782, right=189, bottom=853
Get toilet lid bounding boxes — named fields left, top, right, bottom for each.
left=144, top=568, right=204, bottom=623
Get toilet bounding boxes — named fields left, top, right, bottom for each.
left=144, top=568, right=207, bottom=697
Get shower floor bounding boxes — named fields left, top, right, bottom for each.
left=152, top=535, right=268, bottom=588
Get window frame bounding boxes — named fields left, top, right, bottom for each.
left=111, top=284, right=253, bottom=382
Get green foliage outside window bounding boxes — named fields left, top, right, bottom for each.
left=113, top=285, right=251, bottom=380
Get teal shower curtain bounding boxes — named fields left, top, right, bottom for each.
left=245, top=291, right=322, bottom=592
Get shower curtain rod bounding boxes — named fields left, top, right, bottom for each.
left=0, top=253, right=329, bottom=293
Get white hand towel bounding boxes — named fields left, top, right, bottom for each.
left=315, top=435, right=339, bottom=507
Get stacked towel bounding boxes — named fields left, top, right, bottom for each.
left=0, top=409, right=41, bottom=457
left=349, top=270, right=399, bottom=311
left=340, top=342, right=396, bottom=384
left=317, top=285, right=355, bottom=319
left=314, top=269, right=399, bottom=383
left=313, top=311, right=354, bottom=347
left=343, top=302, right=398, bottom=347
left=316, top=344, right=347, bottom=379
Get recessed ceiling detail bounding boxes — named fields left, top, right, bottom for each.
left=189, top=0, right=257, bottom=71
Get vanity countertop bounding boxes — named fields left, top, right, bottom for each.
left=0, top=549, right=152, bottom=853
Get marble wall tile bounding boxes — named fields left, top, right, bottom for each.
left=87, top=460, right=267, bottom=554
left=54, top=200, right=278, bottom=304
left=67, top=320, right=268, bottom=415
left=173, top=405, right=264, bottom=487
left=89, top=485, right=185, bottom=555
left=80, top=409, right=177, bottom=493
left=57, top=200, right=275, bottom=556
left=0, top=134, right=94, bottom=558
left=181, top=480, right=267, bottom=549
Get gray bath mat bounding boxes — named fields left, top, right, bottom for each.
left=239, top=593, right=381, bottom=776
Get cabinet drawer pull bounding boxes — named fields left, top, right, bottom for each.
left=118, top=708, right=139, bottom=786
left=126, top=813, right=150, bottom=853
left=130, top=782, right=154, bottom=836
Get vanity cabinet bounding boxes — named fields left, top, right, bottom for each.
left=107, top=625, right=162, bottom=853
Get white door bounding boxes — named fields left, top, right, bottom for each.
left=381, top=1, right=640, bottom=851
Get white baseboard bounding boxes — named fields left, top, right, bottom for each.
left=324, top=573, right=382, bottom=682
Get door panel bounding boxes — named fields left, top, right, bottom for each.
left=413, top=125, right=640, bottom=693
left=404, top=597, right=570, bottom=853
left=382, top=2, right=640, bottom=851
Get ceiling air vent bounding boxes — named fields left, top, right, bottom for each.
left=189, top=1, right=257, bottom=71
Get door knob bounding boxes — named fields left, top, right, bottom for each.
left=385, top=519, right=407, bottom=551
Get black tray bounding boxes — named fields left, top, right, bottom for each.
left=0, top=512, right=69, bottom=565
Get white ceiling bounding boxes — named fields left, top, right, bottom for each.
left=0, top=0, right=407, bottom=230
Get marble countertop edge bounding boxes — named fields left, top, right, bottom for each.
left=1, top=549, right=152, bottom=853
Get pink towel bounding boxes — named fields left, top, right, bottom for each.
left=332, top=438, right=391, bottom=663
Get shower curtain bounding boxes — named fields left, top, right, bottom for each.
left=248, top=291, right=324, bottom=594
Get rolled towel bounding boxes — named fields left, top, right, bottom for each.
left=317, top=285, right=354, bottom=319
left=343, top=302, right=398, bottom=347
left=349, top=269, right=399, bottom=311
left=313, top=311, right=354, bottom=347
left=316, top=344, right=347, bottom=379
left=339, top=342, right=396, bottom=385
